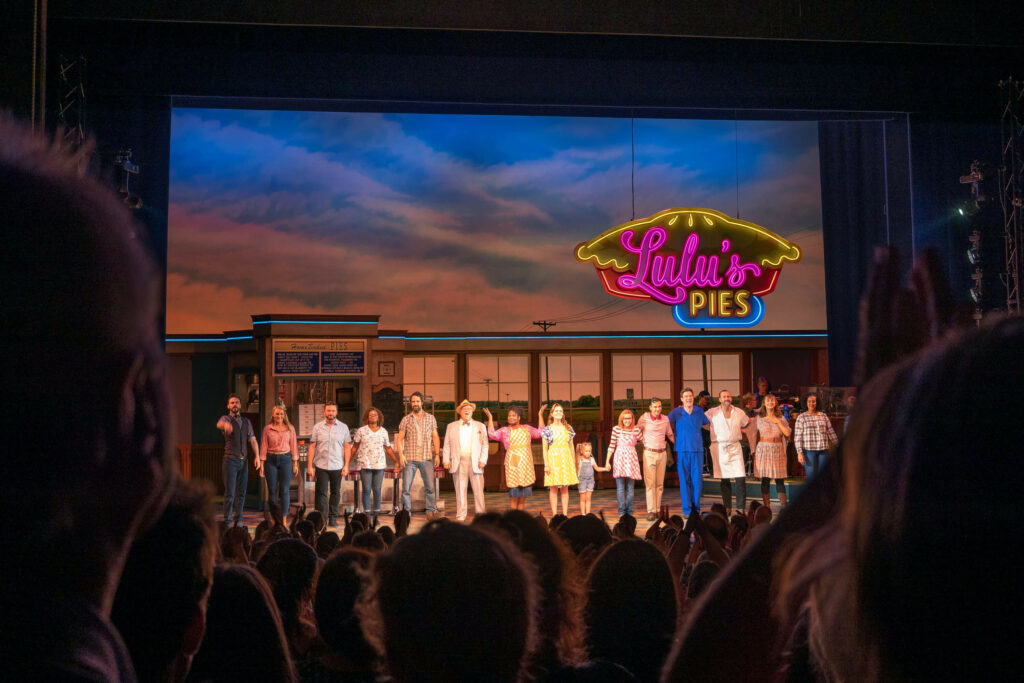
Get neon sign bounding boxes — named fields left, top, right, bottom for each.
left=575, top=208, right=801, bottom=328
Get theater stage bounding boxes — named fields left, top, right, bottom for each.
left=231, top=477, right=801, bottom=534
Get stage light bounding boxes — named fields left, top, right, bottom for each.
left=957, top=207, right=965, bottom=216
left=969, top=267, right=983, bottom=303
left=967, top=230, right=982, bottom=265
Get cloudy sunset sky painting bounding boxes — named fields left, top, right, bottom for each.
left=167, top=109, right=827, bottom=334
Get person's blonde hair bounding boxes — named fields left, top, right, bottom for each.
left=271, top=406, right=292, bottom=429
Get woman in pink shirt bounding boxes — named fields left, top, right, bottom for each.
left=261, top=405, right=299, bottom=518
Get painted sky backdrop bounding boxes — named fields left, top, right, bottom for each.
left=167, top=109, right=827, bottom=333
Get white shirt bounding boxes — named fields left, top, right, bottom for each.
left=459, top=420, right=473, bottom=453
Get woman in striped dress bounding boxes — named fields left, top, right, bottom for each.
left=753, top=393, right=792, bottom=508
left=484, top=405, right=544, bottom=511
left=607, top=410, right=642, bottom=517
left=541, top=403, right=577, bottom=517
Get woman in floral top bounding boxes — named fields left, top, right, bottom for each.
left=343, top=407, right=395, bottom=524
left=541, top=403, right=577, bottom=517
left=484, top=404, right=545, bottom=511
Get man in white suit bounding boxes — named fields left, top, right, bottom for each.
left=442, top=399, right=489, bottom=521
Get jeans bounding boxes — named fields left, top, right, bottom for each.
left=803, top=449, right=828, bottom=480
left=264, top=453, right=293, bottom=516
left=222, top=456, right=248, bottom=523
left=315, top=467, right=342, bottom=521
left=615, top=477, right=635, bottom=517
left=676, top=450, right=704, bottom=516
left=360, top=468, right=385, bottom=516
left=402, top=460, right=436, bottom=513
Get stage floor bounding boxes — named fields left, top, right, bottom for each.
left=232, top=477, right=793, bottom=535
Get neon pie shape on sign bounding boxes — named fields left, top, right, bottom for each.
left=574, top=208, right=801, bottom=328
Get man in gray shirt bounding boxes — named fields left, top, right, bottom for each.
left=216, top=393, right=260, bottom=525
left=306, top=401, right=352, bottom=526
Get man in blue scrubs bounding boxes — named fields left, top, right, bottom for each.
left=668, top=388, right=710, bottom=517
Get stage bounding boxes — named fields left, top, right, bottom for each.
left=231, top=477, right=801, bottom=534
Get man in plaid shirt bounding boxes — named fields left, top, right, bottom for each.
left=396, top=392, right=441, bottom=518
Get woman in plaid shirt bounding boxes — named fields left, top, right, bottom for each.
left=793, top=394, right=838, bottom=480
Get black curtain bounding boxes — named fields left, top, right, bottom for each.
left=818, top=119, right=910, bottom=386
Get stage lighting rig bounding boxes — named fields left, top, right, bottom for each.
left=959, top=161, right=992, bottom=216
left=969, top=268, right=984, bottom=304
left=115, top=148, right=142, bottom=209
left=967, top=230, right=982, bottom=265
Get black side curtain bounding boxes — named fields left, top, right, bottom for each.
left=818, top=118, right=911, bottom=386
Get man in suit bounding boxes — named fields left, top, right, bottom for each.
left=441, top=399, right=489, bottom=521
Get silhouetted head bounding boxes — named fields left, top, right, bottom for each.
left=314, top=548, right=376, bottom=671
left=256, top=538, right=318, bottom=643
left=112, top=480, right=217, bottom=683
left=360, top=523, right=538, bottom=682
left=586, top=539, right=678, bottom=681
left=189, top=564, right=295, bottom=682
left=2, top=116, right=174, bottom=610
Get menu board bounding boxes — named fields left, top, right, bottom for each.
left=297, top=403, right=325, bottom=437
left=321, top=351, right=365, bottom=374
left=274, top=352, right=319, bottom=375
left=272, top=339, right=366, bottom=376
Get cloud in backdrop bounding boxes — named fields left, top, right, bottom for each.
left=168, top=109, right=827, bottom=333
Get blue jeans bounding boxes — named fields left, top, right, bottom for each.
left=222, top=456, right=248, bottom=523
left=676, top=450, right=704, bottom=515
left=804, top=449, right=828, bottom=480
left=360, top=468, right=385, bottom=516
left=402, top=460, right=436, bottom=513
left=264, top=453, right=293, bottom=516
left=615, top=477, right=635, bottom=517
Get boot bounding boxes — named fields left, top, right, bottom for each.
left=778, top=491, right=788, bottom=508
left=761, top=493, right=771, bottom=509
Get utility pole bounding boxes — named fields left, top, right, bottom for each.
left=532, top=321, right=556, bottom=404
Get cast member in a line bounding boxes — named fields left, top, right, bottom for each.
left=540, top=403, right=577, bottom=517
left=216, top=393, right=260, bottom=525
left=344, top=406, right=395, bottom=527
left=442, top=400, right=488, bottom=521
left=395, top=392, right=441, bottom=518
left=484, top=404, right=545, bottom=512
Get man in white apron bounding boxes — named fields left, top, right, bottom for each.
left=705, top=389, right=750, bottom=516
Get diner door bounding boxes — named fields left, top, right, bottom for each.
left=336, top=380, right=361, bottom=428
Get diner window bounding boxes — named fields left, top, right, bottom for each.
left=467, top=355, right=529, bottom=420
left=612, top=354, right=671, bottom=416
left=403, top=355, right=457, bottom=425
left=681, top=353, right=741, bottom=400
left=539, top=354, right=601, bottom=428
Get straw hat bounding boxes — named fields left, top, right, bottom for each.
left=454, top=399, right=476, bottom=414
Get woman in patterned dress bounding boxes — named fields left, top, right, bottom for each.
left=343, top=406, right=395, bottom=526
left=541, top=403, right=577, bottom=517
left=753, top=393, right=792, bottom=508
left=484, top=404, right=545, bottom=511
left=606, top=409, right=642, bottom=517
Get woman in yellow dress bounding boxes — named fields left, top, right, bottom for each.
left=541, top=403, right=577, bottom=517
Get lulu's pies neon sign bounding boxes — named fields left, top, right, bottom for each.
left=574, top=208, right=801, bottom=328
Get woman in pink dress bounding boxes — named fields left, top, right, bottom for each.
left=484, top=404, right=545, bottom=511
left=606, top=409, right=642, bottom=517
left=753, top=393, right=792, bottom=508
